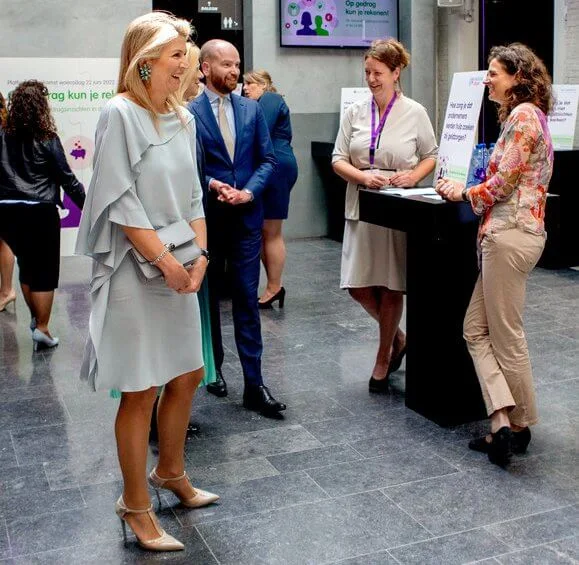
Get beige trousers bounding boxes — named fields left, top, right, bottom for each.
left=463, top=229, right=545, bottom=427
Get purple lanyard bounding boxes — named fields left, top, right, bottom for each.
left=369, top=94, right=397, bottom=168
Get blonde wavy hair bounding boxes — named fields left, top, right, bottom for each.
left=242, top=70, right=277, bottom=93
left=177, top=42, right=202, bottom=103
left=117, top=12, right=191, bottom=123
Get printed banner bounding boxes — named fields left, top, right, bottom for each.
left=549, top=85, right=579, bottom=150
left=0, top=58, right=119, bottom=255
left=435, top=71, right=487, bottom=184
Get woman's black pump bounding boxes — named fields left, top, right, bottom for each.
left=258, top=287, right=286, bottom=309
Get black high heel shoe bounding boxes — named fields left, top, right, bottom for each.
left=258, top=287, right=285, bottom=309
left=469, top=427, right=513, bottom=467
left=487, top=427, right=512, bottom=467
left=369, top=376, right=389, bottom=394
left=512, top=427, right=531, bottom=454
left=468, top=435, right=492, bottom=454
left=387, top=345, right=407, bottom=376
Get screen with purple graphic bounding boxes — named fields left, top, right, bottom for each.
left=280, top=0, right=397, bottom=48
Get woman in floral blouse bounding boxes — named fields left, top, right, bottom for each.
left=437, top=43, right=554, bottom=467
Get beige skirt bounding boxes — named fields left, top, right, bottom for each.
left=340, top=219, right=406, bottom=291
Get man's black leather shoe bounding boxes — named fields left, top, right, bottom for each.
left=243, top=385, right=286, bottom=417
left=207, top=369, right=228, bottom=397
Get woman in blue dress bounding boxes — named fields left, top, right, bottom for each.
left=243, top=70, right=298, bottom=308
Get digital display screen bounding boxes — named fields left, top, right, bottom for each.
left=280, top=0, right=398, bottom=48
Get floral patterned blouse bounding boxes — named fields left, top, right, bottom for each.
left=468, top=102, right=554, bottom=244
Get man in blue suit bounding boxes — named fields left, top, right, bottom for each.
left=188, top=39, right=286, bottom=418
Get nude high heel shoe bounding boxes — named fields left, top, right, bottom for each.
left=114, top=496, right=184, bottom=552
left=148, top=468, right=219, bottom=509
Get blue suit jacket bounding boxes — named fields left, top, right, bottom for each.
left=188, top=92, right=276, bottom=231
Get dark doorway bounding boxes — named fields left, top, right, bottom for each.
left=478, top=0, right=554, bottom=144
left=152, top=0, right=245, bottom=73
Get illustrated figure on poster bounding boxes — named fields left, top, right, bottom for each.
left=285, top=0, right=337, bottom=37
left=315, top=15, right=329, bottom=36
left=70, top=140, right=86, bottom=160
left=297, top=12, right=317, bottom=35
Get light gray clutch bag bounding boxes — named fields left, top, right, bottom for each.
left=130, top=219, right=201, bottom=281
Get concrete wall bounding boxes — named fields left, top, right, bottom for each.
left=436, top=4, right=479, bottom=135
left=0, top=0, right=149, bottom=57
left=250, top=0, right=365, bottom=239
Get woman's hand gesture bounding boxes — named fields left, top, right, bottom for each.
left=435, top=177, right=465, bottom=201
left=389, top=170, right=417, bottom=188
left=181, top=256, right=208, bottom=294
left=362, top=171, right=389, bottom=189
left=160, top=258, right=195, bottom=292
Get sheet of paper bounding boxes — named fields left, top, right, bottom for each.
left=378, top=187, right=438, bottom=197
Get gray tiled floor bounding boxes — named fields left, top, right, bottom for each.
left=0, top=238, right=578, bottom=564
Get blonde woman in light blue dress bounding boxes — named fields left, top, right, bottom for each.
left=76, top=13, right=218, bottom=552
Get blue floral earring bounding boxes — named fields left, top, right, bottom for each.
left=139, top=62, right=152, bottom=82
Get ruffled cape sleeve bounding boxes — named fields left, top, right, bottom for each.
left=75, top=98, right=158, bottom=389
left=75, top=99, right=157, bottom=293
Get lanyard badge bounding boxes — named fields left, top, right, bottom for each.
left=369, top=94, right=397, bottom=168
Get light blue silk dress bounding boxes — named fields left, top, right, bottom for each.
left=76, top=97, right=205, bottom=392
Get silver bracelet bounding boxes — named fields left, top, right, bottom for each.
left=150, top=244, right=172, bottom=266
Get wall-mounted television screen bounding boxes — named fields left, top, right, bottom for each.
left=280, top=0, right=398, bottom=48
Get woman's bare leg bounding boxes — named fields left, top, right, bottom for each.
left=116, top=387, right=160, bottom=540
left=373, top=289, right=404, bottom=379
left=155, top=367, right=205, bottom=499
left=0, top=240, right=16, bottom=309
left=348, top=287, right=380, bottom=321
left=259, top=220, right=286, bottom=302
left=26, top=288, right=55, bottom=336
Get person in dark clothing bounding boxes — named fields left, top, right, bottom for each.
left=0, top=80, right=85, bottom=349
left=188, top=40, right=286, bottom=417
left=243, top=70, right=298, bottom=309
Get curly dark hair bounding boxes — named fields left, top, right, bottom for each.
left=0, top=91, right=7, bottom=127
left=488, top=43, right=553, bottom=123
left=4, top=80, right=57, bottom=140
